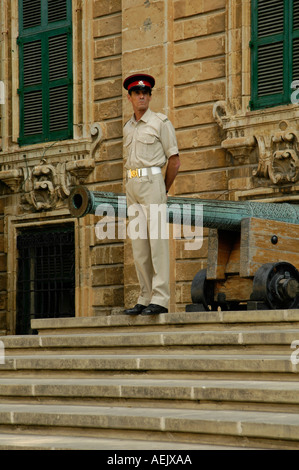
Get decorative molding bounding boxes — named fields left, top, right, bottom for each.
left=221, top=136, right=256, bottom=163
left=254, top=124, right=299, bottom=185
left=213, top=101, right=299, bottom=186
left=213, top=101, right=256, bottom=164
left=22, top=161, right=70, bottom=211
left=0, top=168, right=23, bottom=192
left=90, top=122, right=105, bottom=157
left=0, top=122, right=104, bottom=211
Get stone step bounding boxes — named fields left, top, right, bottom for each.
left=30, top=310, right=299, bottom=335
left=0, top=403, right=298, bottom=449
left=1, top=378, right=299, bottom=412
left=0, top=353, right=297, bottom=379
left=2, top=310, right=299, bottom=449
left=0, top=432, right=246, bottom=450
left=1, top=329, right=299, bottom=355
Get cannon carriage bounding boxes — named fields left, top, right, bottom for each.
left=68, top=186, right=299, bottom=312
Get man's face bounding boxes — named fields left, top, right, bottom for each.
left=127, top=89, right=152, bottom=114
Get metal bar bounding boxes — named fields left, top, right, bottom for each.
left=68, top=186, right=299, bottom=230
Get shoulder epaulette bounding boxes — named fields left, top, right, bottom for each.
left=156, top=112, right=169, bottom=123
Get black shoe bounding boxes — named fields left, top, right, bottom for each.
left=141, top=304, right=168, bottom=315
left=123, top=304, right=147, bottom=315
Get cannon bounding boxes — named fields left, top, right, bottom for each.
left=68, top=186, right=299, bottom=311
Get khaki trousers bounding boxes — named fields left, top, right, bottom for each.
left=126, top=172, right=170, bottom=309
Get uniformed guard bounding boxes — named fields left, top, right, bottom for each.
left=123, top=73, right=180, bottom=315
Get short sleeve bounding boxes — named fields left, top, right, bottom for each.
left=160, top=119, right=179, bottom=159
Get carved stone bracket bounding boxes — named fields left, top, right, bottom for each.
left=222, top=135, right=256, bottom=163
left=213, top=101, right=299, bottom=186
left=0, top=168, right=23, bottom=192
left=213, top=101, right=256, bottom=164
left=66, top=159, right=95, bottom=185
left=0, top=122, right=104, bottom=211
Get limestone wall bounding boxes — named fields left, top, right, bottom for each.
left=91, top=0, right=124, bottom=315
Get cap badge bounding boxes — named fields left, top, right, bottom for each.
left=138, top=81, right=145, bottom=86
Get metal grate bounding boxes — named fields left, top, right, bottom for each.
left=16, top=226, right=75, bottom=335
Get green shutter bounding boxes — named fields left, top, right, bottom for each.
left=292, top=0, right=299, bottom=82
left=22, top=0, right=41, bottom=29
left=251, top=0, right=298, bottom=110
left=18, top=0, right=73, bottom=146
left=48, top=0, right=68, bottom=22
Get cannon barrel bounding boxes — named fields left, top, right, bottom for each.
left=68, top=186, right=299, bottom=230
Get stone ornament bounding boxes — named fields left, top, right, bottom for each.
left=22, top=161, right=71, bottom=211
left=0, top=122, right=104, bottom=211
left=213, top=101, right=299, bottom=186
left=254, top=124, right=299, bottom=185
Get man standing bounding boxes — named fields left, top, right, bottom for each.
left=123, top=73, right=180, bottom=316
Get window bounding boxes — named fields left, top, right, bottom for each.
left=250, top=0, right=299, bottom=110
left=18, top=0, right=73, bottom=146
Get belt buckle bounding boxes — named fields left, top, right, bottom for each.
left=130, top=169, right=138, bottom=178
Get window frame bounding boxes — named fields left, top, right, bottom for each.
left=18, top=0, right=73, bottom=146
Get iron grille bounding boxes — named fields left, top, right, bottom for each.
left=16, top=226, right=75, bottom=335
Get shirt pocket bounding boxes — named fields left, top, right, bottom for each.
left=136, top=132, right=157, bottom=158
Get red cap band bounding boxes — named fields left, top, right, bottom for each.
left=127, top=80, right=151, bottom=90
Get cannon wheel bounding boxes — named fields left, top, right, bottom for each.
left=191, top=269, right=215, bottom=311
left=251, top=262, right=299, bottom=309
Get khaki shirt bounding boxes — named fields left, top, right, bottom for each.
left=123, top=108, right=179, bottom=170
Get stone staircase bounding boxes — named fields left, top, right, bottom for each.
left=1, top=309, right=299, bottom=449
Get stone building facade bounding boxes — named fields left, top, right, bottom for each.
left=0, top=0, right=298, bottom=334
